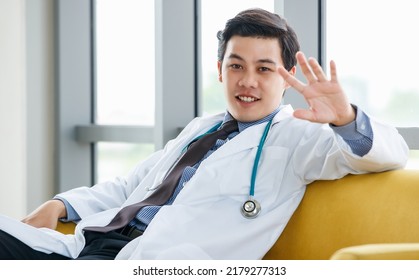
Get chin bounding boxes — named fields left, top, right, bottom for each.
left=234, top=114, right=260, bottom=123
left=228, top=110, right=250, bottom=121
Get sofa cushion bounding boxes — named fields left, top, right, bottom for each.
left=264, top=169, right=419, bottom=259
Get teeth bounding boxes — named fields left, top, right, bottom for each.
left=238, top=96, right=256, bottom=102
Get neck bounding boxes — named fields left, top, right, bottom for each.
left=224, top=107, right=280, bottom=133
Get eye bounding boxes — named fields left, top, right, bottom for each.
left=259, top=66, right=272, bottom=72
left=229, top=64, right=243, bottom=70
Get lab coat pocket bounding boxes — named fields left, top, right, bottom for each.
left=219, top=146, right=289, bottom=202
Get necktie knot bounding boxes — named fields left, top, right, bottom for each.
left=219, top=120, right=238, bottom=137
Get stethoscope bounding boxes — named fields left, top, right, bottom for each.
left=241, top=119, right=271, bottom=219
left=186, top=119, right=272, bottom=219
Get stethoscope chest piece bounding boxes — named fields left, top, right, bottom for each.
left=241, top=197, right=261, bottom=219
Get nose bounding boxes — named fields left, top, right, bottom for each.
left=238, top=71, right=258, bottom=88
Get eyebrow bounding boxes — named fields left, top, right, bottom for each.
left=227, top=53, right=277, bottom=65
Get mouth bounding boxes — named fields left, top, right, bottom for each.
left=236, top=95, right=260, bottom=103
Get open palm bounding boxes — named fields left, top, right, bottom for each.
left=278, top=52, right=355, bottom=126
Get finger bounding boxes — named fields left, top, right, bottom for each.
left=329, top=60, right=338, bottom=83
left=308, top=57, right=327, bottom=82
left=296, top=52, right=317, bottom=83
left=278, top=66, right=305, bottom=93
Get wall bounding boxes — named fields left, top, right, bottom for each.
left=0, top=0, right=55, bottom=219
left=26, top=0, right=55, bottom=215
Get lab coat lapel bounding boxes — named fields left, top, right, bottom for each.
left=207, top=105, right=294, bottom=161
left=272, top=104, right=294, bottom=124
left=122, top=114, right=226, bottom=206
left=208, top=122, right=268, bottom=161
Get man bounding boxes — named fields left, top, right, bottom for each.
left=0, top=8, right=408, bottom=259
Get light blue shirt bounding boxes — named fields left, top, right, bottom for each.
left=57, top=105, right=373, bottom=228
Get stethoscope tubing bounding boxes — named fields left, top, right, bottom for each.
left=249, top=119, right=272, bottom=197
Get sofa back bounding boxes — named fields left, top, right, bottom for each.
left=263, top=169, right=419, bottom=259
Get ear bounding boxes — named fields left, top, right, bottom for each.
left=217, top=60, right=223, bottom=82
left=284, top=66, right=296, bottom=89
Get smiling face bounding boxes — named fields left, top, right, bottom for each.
left=218, top=36, right=295, bottom=122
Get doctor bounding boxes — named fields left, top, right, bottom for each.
left=0, top=8, right=408, bottom=260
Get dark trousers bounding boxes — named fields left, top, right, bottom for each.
left=0, top=229, right=133, bottom=260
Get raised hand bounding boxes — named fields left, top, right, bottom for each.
left=278, top=51, right=355, bottom=126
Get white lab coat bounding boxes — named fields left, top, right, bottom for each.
left=0, top=105, right=409, bottom=259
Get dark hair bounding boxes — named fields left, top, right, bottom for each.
left=217, top=8, right=300, bottom=71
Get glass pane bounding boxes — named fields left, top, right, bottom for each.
left=326, top=0, right=419, bottom=169
left=200, top=0, right=274, bottom=116
left=95, top=1, right=156, bottom=183
left=97, top=143, right=155, bottom=182
left=326, top=0, right=419, bottom=128
left=95, top=0, right=155, bottom=125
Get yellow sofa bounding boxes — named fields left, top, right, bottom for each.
left=264, top=169, right=419, bottom=260
left=57, top=169, right=419, bottom=259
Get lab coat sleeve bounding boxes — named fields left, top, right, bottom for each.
left=292, top=115, right=408, bottom=184
left=347, top=116, right=409, bottom=170
left=56, top=148, right=164, bottom=219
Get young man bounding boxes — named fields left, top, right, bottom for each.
left=0, top=8, right=408, bottom=260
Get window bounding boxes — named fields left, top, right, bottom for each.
left=95, top=0, right=155, bottom=126
left=325, top=0, right=419, bottom=168
left=326, top=0, right=419, bottom=127
left=95, top=0, right=155, bottom=182
left=56, top=0, right=418, bottom=192
left=56, top=0, right=196, bottom=191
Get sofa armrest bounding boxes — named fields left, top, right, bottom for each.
left=56, top=221, right=76, bottom=234
left=330, top=243, right=419, bottom=260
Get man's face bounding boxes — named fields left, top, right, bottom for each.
left=218, top=36, right=295, bottom=122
